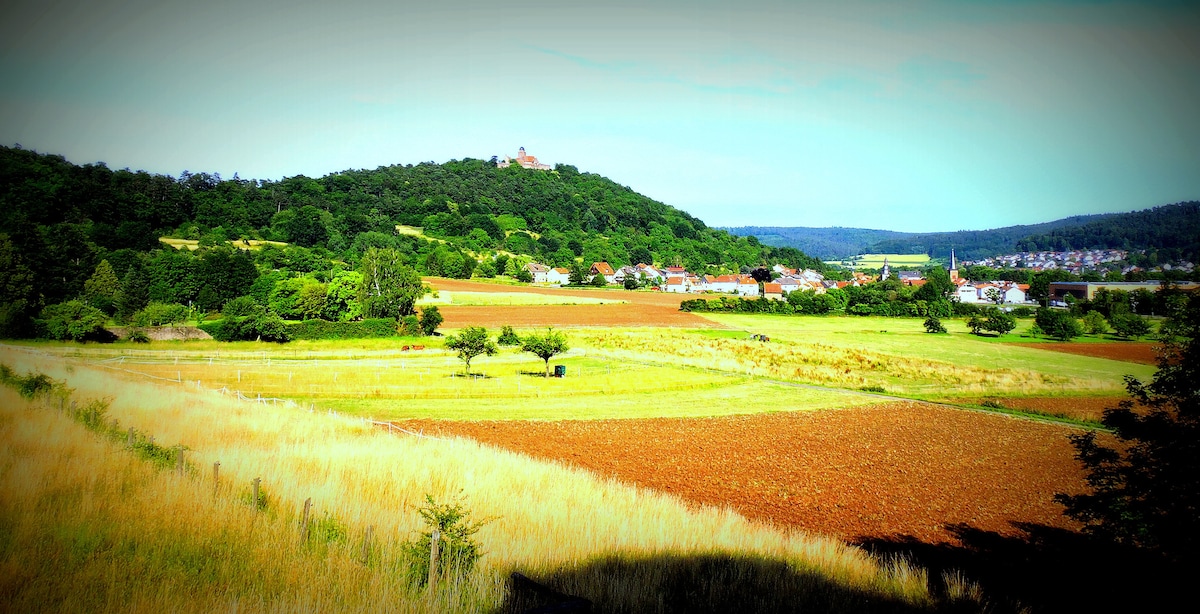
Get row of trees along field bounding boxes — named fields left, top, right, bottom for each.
left=0, top=145, right=824, bottom=337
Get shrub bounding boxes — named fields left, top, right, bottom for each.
left=131, top=302, right=189, bottom=327
left=400, top=495, right=490, bottom=586
left=288, top=319, right=396, bottom=341
left=398, top=315, right=422, bottom=337
left=222, top=295, right=261, bottom=317
left=1011, top=306, right=1036, bottom=318
left=497, top=325, right=521, bottom=346
left=924, top=316, right=947, bottom=334
left=127, top=329, right=151, bottom=343
left=37, top=300, right=109, bottom=341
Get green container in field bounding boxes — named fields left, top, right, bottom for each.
left=554, top=365, right=566, bottom=377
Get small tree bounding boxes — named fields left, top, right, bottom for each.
left=1036, top=307, right=1083, bottom=341
left=521, top=328, right=569, bottom=377
left=515, top=268, right=533, bottom=283
left=419, top=306, right=443, bottom=336
left=1111, top=313, right=1152, bottom=339
left=568, top=261, right=587, bottom=286
left=589, top=271, right=608, bottom=287
left=924, top=316, right=947, bottom=334
left=1082, top=311, right=1110, bottom=335
left=623, top=275, right=640, bottom=290
left=444, top=326, right=496, bottom=375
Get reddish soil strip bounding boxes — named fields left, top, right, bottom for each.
left=951, top=397, right=1127, bottom=423
left=425, top=277, right=720, bottom=329
left=435, top=304, right=718, bottom=329
left=426, top=277, right=692, bottom=308
left=1010, top=342, right=1159, bottom=365
left=398, top=403, right=1088, bottom=545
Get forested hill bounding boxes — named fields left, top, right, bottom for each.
left=728, top=212, right=1130, bottom=261
left=0, top=145, right=821, bottom=309
left=721, top=226, right=908, bottom=260
left=1014, top=201, right=1199, bottom=261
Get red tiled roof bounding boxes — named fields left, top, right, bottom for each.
left=591, top=262, right=615, bottom=275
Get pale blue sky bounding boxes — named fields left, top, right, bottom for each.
left=1, top=0, right=1197, bottom=232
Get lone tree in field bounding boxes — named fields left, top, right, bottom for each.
left=1056, top=297, right=1200, bottom=564
left=444, top=326, right=496, bottom=375
left=521, top=328, right=569, bottom=377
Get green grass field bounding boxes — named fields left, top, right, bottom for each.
left=825, top=253, right=931, bottom=270
left=4, top=311, right=1152, bottom=425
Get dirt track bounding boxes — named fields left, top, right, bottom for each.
left=398, top=402, right=1088, bottom=545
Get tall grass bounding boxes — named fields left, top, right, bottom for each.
left=0, top=350, right=1002, bottom=612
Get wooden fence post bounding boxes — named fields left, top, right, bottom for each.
left=300, top=498, right=312, bottom=543
left=429, top=528, right=441, bottom=593
left=362, top=525, right=374, bottom=565
left=212, top=461, right=220, bottom=498
left=175, top=449, right=184, bottom=474
left=252, top=477, right=261, bottom=511
left=127, top=427, right=134, bottom=447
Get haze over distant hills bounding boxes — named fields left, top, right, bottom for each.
left=725, top=202, right=1199, bottom=263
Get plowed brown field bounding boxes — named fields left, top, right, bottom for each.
left=398, top=402, right=1089, bottom=545
left=1010, top=341, right=1158, bottom=365
left=425, top=278, right=719, bottom=328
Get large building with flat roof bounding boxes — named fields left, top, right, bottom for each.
left=1048, top=281, right=1198, bottom=301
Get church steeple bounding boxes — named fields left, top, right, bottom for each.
left=880, top=257, right=891, bottom=281
left=949, top=249, right=959, bottom=282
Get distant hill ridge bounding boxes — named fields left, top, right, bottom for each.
left=725, top=202, right=1197, bottom=262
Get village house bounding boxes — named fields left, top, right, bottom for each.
left=525, top=262, right=549, bottom=283
left=708, top=275, right=738, bottom=293
left=763, top=282, right=783, bottom=300
left=735, top=276, right=759, bottom=297
left=664, top=266, right=687, bottom=279
left=546, top=267, right=571, bottom=285
left=664, top=277, right=691, bottom=293
left=590, top=261, right=616, bottom=284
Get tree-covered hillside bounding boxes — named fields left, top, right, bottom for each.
left=1015, top=202, right=1199, bottom=263
left=0, top=145, right=822, bottom=336
left=722, top=226, right=908, bottom=260
left=729, top=214, right=1124, bottom=261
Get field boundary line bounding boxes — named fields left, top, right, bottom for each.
left=590, top=349, right=1107, bottom=431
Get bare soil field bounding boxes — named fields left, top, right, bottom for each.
left=1010, top=341, right=1159, bottom=365
left=398, top=402, right=1088, bottom=545
left=953, top=396, right=1126, bottom=422
left=426, top=278, right=719, bottom=328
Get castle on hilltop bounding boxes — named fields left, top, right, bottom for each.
left=497, top=147, right=552, bottom=170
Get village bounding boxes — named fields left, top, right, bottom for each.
left=522, top=253, right=1041, bottom=305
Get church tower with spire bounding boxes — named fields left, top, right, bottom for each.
left=880, top=257, right=891, bottom=282
left=949, top=249, right=959, bottom=283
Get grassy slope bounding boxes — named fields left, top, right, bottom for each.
left=0, top=349, right=985, bottom=613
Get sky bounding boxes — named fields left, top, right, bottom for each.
left=1, top=0, right=1197, bottom=233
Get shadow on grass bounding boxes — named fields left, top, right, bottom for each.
left=855, top=523, right=1182, bottom=614
left=496, top=552, right=995, bottom=614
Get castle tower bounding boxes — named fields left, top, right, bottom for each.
left=949, top=249, right=959, bottom=282
left=518, top=147, right=527, bottom=161
left=880, top=257, right=891, bottom=282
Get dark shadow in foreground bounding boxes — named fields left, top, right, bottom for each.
left=496, top=551, right=1007, bottom=614
left=855, top=522, right=1183, bottom=614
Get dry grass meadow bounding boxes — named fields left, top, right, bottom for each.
left=0, top=347, right=997, bottom=613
